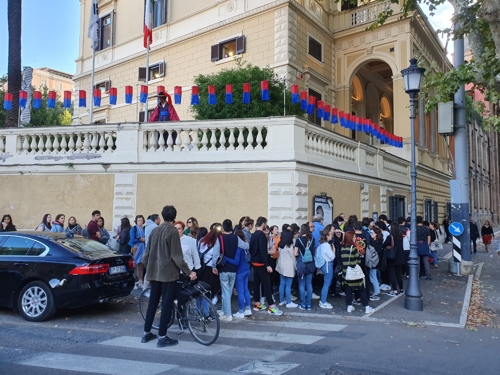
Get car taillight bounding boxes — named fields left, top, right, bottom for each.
left=69, top=264, right=110, bottom=275
left=128, top=259, right=135, bottom=269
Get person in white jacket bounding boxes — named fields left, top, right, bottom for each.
left=316, top=226, right=335, bottom=309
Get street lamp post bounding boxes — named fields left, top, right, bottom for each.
left=401, top=58, right=425, bottom=311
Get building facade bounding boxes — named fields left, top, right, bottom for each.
left=0, top=1, right=453, bottom=231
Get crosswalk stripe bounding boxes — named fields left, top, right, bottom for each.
left=18, top=352, right=177, bottom=375
left=217, top=329, right=323, bottom=344
left=259, top=321, right=347, bottom=331
left=231, top=361, right=301, bottom=375
left=100, top=336, right=232, bottom=355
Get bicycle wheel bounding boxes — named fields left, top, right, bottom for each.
left=139, top=288, right=175, bottom=330
left=184, top=294, right=220, bottom=346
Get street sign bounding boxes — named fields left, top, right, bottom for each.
left=449, top=222, right=464, bottom=236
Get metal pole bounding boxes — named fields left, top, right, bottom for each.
left=89, top=48, right=96, bottom=124
left=405, top=92, right=424, bottom=311
left=136, top=83, right=140, bottom=122
left=450, top=17, right=470, bottom=264
left=283, top=77, right=286, bottom=117
left=144, top=39, right=150, bottom=120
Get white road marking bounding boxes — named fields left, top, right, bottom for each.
left=459, top=274, right=474, bottom=328
left=250, top=321, right=347, bottom=332
left=231, top=361, right=300, bottom=375
left=18, top=352, right=177, bottom=375
left=217, top=329, right=323, bottom=344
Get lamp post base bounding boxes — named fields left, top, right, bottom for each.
left=404, top=295, right=423, bottom=311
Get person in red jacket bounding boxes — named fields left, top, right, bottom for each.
left=148, top=91, right=180, bottom=122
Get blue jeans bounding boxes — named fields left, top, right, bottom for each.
left=298, top=273, right=313, bottom=308
left=279, top=274, right=293, bottom=304
left=320, top=262, right=334, bottom=303
left=369, top=269, right=380, bottom=295
left=235, top=270, right=251, bottom=313
left=219, top=272, right=236, bottom=316
left=430, top=251, right=439, bottom=265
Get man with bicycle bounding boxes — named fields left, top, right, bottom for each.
left=141, top=205, right=197, bottom=348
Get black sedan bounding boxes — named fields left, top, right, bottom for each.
left=0, top=231, right=135, bottom=322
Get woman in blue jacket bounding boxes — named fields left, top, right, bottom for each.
left=50, top=214, right=66, bottom=233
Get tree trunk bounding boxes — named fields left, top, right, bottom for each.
left=6, top=0, right=22, bottom=128
left=478, top=0, right=500, bottom=59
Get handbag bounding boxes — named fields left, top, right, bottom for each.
left=416, top=241, right=431, bottom=256
left=430, top=240, right=443, bottom=251
left=345, top=246, right=365, bottom=281
left=385, top=235, right=396, bottom=260
left=215, top=235, right=226, bottom=267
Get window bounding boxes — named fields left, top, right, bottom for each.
left=139, top=109, right=155, bottom=122
left=153, top=0, right=168, bottom=28
left=94, top=80, right=111, bottom=94
left=341, top=1, right=358, bottom=11
left=211, top=36, right=245, bottom=62
left=98, top=13, right=114, bottom=51
left=308, top=88, right=322, bottom=126
left=0, top=236, right=36, bottom=256
left=138, top=62, right=165, bottom=82
left=308, top=36, right=322, bottom=62
left=41, top=80, right=46, bottom=87
left=27, top=242, right=47, bottom=256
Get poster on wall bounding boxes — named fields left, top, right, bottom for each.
left=313, top=196, right=334, bottom=225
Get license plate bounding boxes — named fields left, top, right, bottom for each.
left=109, top=265, right=126, bottom=275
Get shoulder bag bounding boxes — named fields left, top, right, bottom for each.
left=215, top=235, right=226, bottom=267
left=345, top=246, right=365, bottom=281
left=385, top=235, right=396, bottom=260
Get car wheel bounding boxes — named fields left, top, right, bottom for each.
left=17, top=281, right=57, bottom=322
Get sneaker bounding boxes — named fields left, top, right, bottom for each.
left=369, top=294, right=380, bottom=301
left=244, top=309, right=252, bottom=316
left=347, top=305, right=355, bottom=313
left=352, top=300, right=361, bottom=305
left=290, top=295, right=298, bottom=301
left=365, top=306, right=374, bottom=314
left=312, top=293, right=320, bottom=300
left=298, top=305, right=307, bottom=310
left=144, top=290, right=151, bottom=298
left=217, top=310, right=224, bottom=316
left=319, top=302, right=333, bottom=309
left=253, top=303, right=267, bottom=311
left=220, top=314, right=233, bottom=322
left=211, top=296, right=218, bottom=305
left=339, top=291, right=346, bottom=297
left=286, top=302, right=298, bottom=308
left=278, top=300, right=286, bottom=306
left=156, top=336, right=178, bottom=348
left=134, top=283, right=139, bottom=290
left=268, top=306, right=284, bottom=316
left=386, top=291, right=397, bottom=297
left=260, top=297, right=266, bottom=305
left=306, top=306, right=312, bottom=311
left=141, top=332, right=157, bottom=343
left=380, top=284, right=391, bottom=291
left=399, top=289, right=405, bottom=294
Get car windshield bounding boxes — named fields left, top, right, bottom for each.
left=55, top=238, right=112, bottom=253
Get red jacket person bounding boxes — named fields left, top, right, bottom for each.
left=148, top=91, right=180, bottom=122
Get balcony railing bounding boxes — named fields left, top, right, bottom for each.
left=331, top=1, right=401, bottom=32
left=0, top=117, right=410, bottom=184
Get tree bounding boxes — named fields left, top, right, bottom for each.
left=26, top=86, right=73, bottom=127
left=360, top=0, right=500, bottom=129
left=6, top=0, right=22, bottom=128
left=191, top=61, right=305, bottom=120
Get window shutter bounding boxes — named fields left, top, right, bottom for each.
left=235, top=36, right=245, bottom=55
left=159, top=62, right=165, bottom=77
left=388, top=196, right=398, bottom=221
left=139, top=111, right=145, bottom=122
left=433, top=201, right=438, bottom=222
left=211, top=44, right=220, bottom=62
left=110, top=10, right=115, bottom=47
left=138, top=67, right=147, bottom=81
left=105, top=80, right=111, bottom=92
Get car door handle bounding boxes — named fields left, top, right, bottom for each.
left=13, top=263, right=28, bottom=267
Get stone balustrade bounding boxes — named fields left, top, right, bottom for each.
left=0, top=117, right=410, bottom=183
left=331, top=1, right=400, bottom=32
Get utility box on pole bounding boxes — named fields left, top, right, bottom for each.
left=438, top=101, right=454, bottom=135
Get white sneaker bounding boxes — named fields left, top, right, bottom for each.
left=233, top=312, right=245, bottom=319
left=217, top=310, right=224, bottom=317
left=212, top=296, right=218, bottom=305
left=286, top=302, right=298, bottom=308
left=220, top=314, right=233, bottom=322
left=347, top=305, right=355, bottom=313
left=260, top=297, right=266, bottom=305
left=365, top=306, right=374, bottom=314
left=243, top=309, right=252, bottom=316
left=290, top=295, right=298, bottom=301
left=144, top=290, right=150, bottom=298
left=278, top=301, right=286, bottom=306
left=380, top=284, right=391, bottom=291
left=319, top=302, right=333, bottom=309
left=312, top=293, right=320, bottom=300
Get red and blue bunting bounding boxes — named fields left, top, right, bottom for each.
left=242, top=83, right=251, bottom=104
left=174, top=86, right=182, bottom=104
left=33, top=91, right=42, bottom=109
left=3, top=93, right=12, bottom=110
left=140, top=85, right=148, bottom=103
left=225, top=84, right=233, bottom=104
left=125, top=86, right=133, bottom=104
left=93, top=89, right=101, bottom=107
left=19, top=90, right=27, bottom=108
left=63, top=91, right=72, bottom=108
left=47, top=91, right=57, bottom=109
left=208, top=85, right=216, bottom=105
left=79, top=90, right=86, bottom=108
left=109, top=87, right=117, bottom=105
left=191, top=85, right=199, bottom=105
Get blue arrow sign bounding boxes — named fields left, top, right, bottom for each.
left=449, top=222, right=464, bottom=236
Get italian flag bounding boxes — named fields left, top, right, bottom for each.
left=144, top=0, right=153, bottom=49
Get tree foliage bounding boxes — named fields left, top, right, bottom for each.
left=191, top=60, right=305, bottom=120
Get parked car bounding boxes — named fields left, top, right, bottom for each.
left=0, top=231, right=135, bottom=322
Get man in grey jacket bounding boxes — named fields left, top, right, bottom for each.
left=141, top=205, right=197, bottom=348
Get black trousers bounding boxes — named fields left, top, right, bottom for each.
left=144, top=280, right=176, bottom=337
left=471, top=239, right=477, bottom=253
left=253, top=265, right=275, bottom=306
left=387, top=264, right=404, bottom=291
left=345, top=284, right=368, bottom=307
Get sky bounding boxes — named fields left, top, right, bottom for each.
left=0, top=0, right=80, bottom=76
left=0, top=0, right=454, bottom=77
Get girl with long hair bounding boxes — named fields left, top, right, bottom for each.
left=36, top=214, right=52, bottom=231
left=0, top=214, right=16, bottom=232
left=65, top=216, right=82, bottom=236
left=295, top=223, right=316, bottom=310
left=276, top=229, right=297, bottom=308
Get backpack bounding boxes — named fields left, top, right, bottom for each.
left=402, top=228, right=410, bottom=250
left=364, top=244, right=380, bottom=268
left=197, top=242, right=214, bottom=273
left=314, top=243, right=326, bottom=268
left=298, top=238, right=313, bottom=263
left=82, top=227, right=89, bottom=239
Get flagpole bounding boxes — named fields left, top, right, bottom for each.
left=144, top=38, right=150, bottom=121
left=89, top=47, right=96, bottom=124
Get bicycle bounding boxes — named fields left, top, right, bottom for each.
left=139, top=280, right=220, bottom=346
